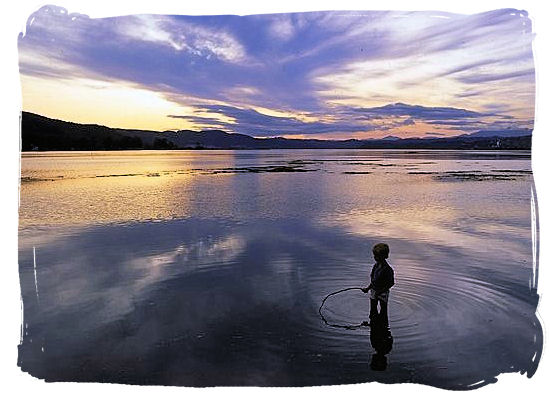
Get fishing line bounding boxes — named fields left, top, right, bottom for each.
left=318, top=287, right=370, bottom=330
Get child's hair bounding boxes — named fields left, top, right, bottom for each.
left=372, top=243, right=389, bottom=259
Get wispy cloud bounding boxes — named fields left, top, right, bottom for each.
left=166, top=102, right=528, bottom=138
left=168, top=104, right=373, bottom=137
left=117, top=15, right=247, bottom=63
left=349, top=102, right=488, bottom=120
left=18, top=6, right=535, bottom=138
left=456, top=69, right=534, bottom=84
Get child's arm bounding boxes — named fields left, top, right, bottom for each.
left=362, top=264, right=376, bottom=293
left=378, top=268, right=395, bottom=293
left=361, top=284, right=372, bottom=293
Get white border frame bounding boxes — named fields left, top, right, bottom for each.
left=2, top=1, right=547, bottom=393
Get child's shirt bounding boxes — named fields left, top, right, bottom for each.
left=370, top=261, right=395, bottom=294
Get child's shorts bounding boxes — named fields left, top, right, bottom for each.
left=369, top=289, right=389, bottom=303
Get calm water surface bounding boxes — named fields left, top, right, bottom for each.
left=18, top=150, right=541, bottom=388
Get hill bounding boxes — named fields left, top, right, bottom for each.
left=20, top=112, right=531, bottom=151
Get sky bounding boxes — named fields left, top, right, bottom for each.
left=18, top=5, right=535, bottom=139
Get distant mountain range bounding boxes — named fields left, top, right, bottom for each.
left=20, top=112, right=532, bottom=151
left=379, top=135, right=402, bottom=141
left=462, top=128, right=533, bottom=138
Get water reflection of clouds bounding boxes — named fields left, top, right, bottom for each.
left=26, top=230, right=245, bottom=326
left=18, top=151, right=538, bottom=386
left=18, top=217, right=540, bottom=386
left=317, top=170, right=531, bottom=265
left=326, top=208, right=527, bottom=256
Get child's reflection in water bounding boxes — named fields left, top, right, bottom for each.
left=369, top=314, right=393, bottom=371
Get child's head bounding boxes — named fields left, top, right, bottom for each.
left=372, top=243, right=389, bottom=262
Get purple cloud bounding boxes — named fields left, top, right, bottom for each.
left=18, top=6, right=535, bottom=137
left=168, top=105, right=373, bottom=137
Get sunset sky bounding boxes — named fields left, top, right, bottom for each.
left=18, top=5, right=535, bottom=139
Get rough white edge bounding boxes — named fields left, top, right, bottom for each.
left=2, top=1, right=548, bottom=394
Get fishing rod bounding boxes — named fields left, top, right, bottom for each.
left=318, top=287, right=370, bottom=330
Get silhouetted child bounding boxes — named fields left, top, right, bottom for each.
left=363, top=243, right=394, bottom=322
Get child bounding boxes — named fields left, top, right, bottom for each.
left=362, top=243, right=394, bottom=322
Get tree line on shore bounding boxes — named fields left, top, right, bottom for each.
left=21, top=111, right=532, bottom=151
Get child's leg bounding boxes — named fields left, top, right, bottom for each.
left=370, top=298, right=378, bottom=318
left=379, top=300, right=388, bottom=324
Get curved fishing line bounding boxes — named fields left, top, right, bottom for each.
left=318, top=287, right=370, bottom=330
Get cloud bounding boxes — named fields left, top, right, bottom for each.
left=268, top=15, right=296, bottom=41
left=168, top=104, right=374, bottom=137
left=166, top=101, right=530, bottom=138
left=18, top=6, right=535, bottom=138
left=456, top=90, right=483, bottom=98
left=456, top=69, right=534, bottom=84
left=350, top=102, right=488, bottom=120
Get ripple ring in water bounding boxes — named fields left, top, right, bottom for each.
left=319, top=287, right=370, bottom=330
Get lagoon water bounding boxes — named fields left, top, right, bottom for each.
left=18, top=150, right=541, bottom=388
